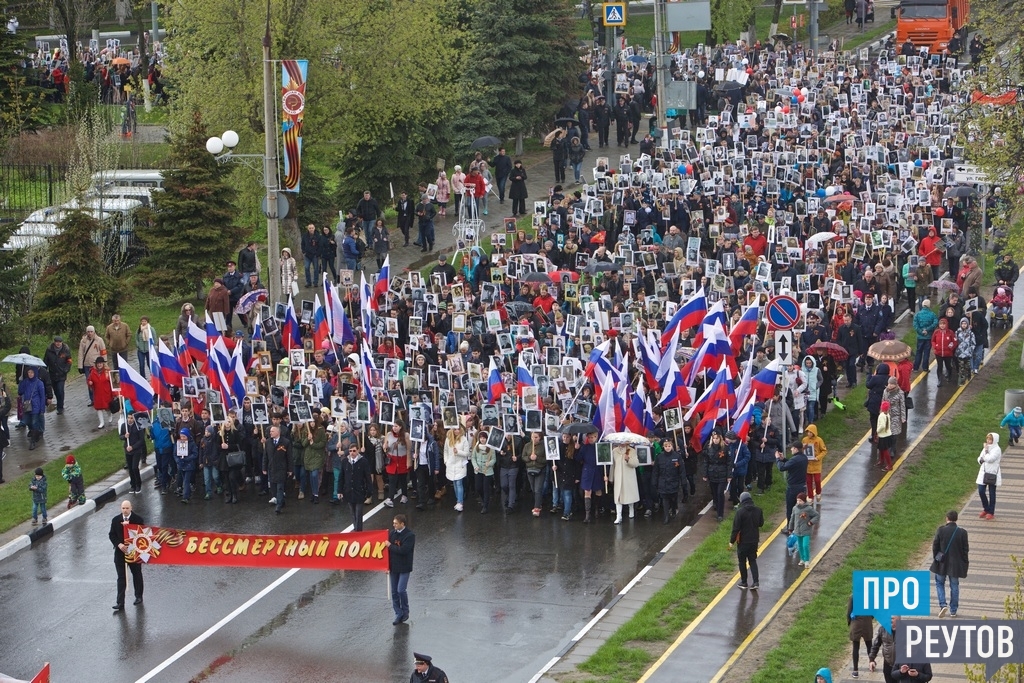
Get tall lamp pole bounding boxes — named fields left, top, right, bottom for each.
left=205, top=4, right=282, bottom=304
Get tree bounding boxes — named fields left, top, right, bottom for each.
left=451, top=0, right=579, bottom=155
left=0, top=1, right=48, bottom=156
left=26, top=210, right=121, bottom=337
left=50, top=0, right=114, bottom=66
left=163, top=0, right=462, bottom=207
left=0, top=220, right=29, bottom=347
left=135, top=110, right=245, bottom=299
left=957, top=0, right=1024, bottom=256
left=706, top=0, right=758, bottom=45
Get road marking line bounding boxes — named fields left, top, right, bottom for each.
left=640, top=315, right=1022, bottom=683
left=134, top=501, right=386, bottom=683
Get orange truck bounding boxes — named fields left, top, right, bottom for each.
left=895, top=0, right=969, bottom=54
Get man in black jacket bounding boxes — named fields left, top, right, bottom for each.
left=729, top=492, right=765, bottom=589
left=237, top=241, right=258, bottom=278
left=387, top=514, right=416, bottom=625
left=262, top=425, right=292, bottom=514
left=109, top=499, right=144, bottom=610
left=119, top=410, right=148, bottom=494
left=355, top=190, right=382, bottom=241
left=613, top=95, right=631, bottom=147
left=593, top=96, right=611, bottom=148
left=395, top=191, right=416, bottom=246
left=836, top=313, right=865, bottom=387
left=300, top=223, right=321, bottom=288
left=930, top=510, right=969, bottom=617
left=492, top=148, right=513, bottom=204
left=43, top=335, right=72, bottom=414
left=340, top=443, right=373, bottom=530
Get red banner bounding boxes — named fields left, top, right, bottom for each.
left=122, top=525, right=388, bottom=572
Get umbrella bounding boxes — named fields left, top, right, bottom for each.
left=944, top=185, right=979, bottom=200
left=235, top=288, right=269, bottom=314
left=549, top=270, right=581, bottom=283
left=503, top=301, right=536, bottom=318
left=771, top=33, right=793, bottom=44
left=561, top=423, right=599, bottom=435
left=111, top=57, right=131, bottom=66
left=822, top=192, right=857, bottom=206
left=867, top=339, right=912, bottom=362
left=805, top=231, right=839, bottom=246
left=2, top=353, right=45, bottom=367
left=522, top=271, right=552, bottom=283
left=806, top=341, right=849, bottom=361
left=603, top=431, right=651, bottom=445
left=554, top=117, right=579, bottom=128
left=470, top=136, right=501, bottom=149
left=929, top=280, right=960, bottom=292
left=625, top=54, right=649, bottom=63
left=713, top=80, right=745, bottom=94
left=584, top=261, right=617, bottom=274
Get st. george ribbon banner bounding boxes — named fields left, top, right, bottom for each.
left=122, top=525, right=388, bottom=572
left=281, top=59, right=307, bottom=192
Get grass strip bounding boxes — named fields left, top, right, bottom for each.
left=574, top=383, right=868, bottom=682
left=747, top=338, right=1023, bottom=683
left=0, top=429, right=130, bottom=533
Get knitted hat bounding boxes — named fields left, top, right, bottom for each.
left=880, top=401, right=891, bottom=412
left=34, top=467, right=44, bottom=476
left=66, top=455, right=76, bottom=464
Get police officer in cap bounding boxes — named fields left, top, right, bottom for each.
left=411, top=652, right=449, bottom=683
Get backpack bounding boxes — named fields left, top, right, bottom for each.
left=355, top=237, right=367, bottom=258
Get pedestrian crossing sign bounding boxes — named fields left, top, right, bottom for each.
left=603, top=2, right=626, bottom=26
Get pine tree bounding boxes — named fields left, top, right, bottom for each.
left=0, top=0, right=47, bottom=154
left=135, top=110, right=246, bottom=299
left=0, top=220, right=28, bottom=347
left=451, top=0, right=580, bottom=152
left=26, top=211, right=121, bottom=337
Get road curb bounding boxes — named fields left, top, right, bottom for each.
left=0, top=464, right=154, bottom=564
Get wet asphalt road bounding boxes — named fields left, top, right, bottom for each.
left=0, top=483, right=705, bottom=682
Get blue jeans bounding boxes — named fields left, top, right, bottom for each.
left=204, top=466, right=220, bottom=496
left=155, top=448, right=173, bottom=489
left=913, top=338, right=931, bottom=370
left=137, top=351, right=149, bottom=378
left=978, top=483, right=996, bottom=515
left=559, top=486, right=573, bottom=516
left=25, top=411, right=43, bottom=435
left=805, top=399, right=817, bottom=426
left=294, top=464, right=306, bottom=494
left=307, top=468, right=321, bottom=499
left=52, top=379, right=65, bottom=412
left=972, top=345, right=985, bottom=373
left=32, top=500, right=46, bottom=521
left=843, top=355, right=857, bottom=386
left=345, top=258, right=358, bottom=272
left=452, top=478, right=465, bottom=504
left=1009, top=425, right=1022, bottom=443
left=303, top=256, right=317, bottom=285
left=500, top=467, right=518, bottom=509
left=572, top=161, right=583, bottom=182
left=420, top=221, right=435, bottom=248
left=362, top=220, right=374, bottom=242
left=390, top=571, right=410, bottom=619
left=496, top=176, right=508, bottom=201
left=934, top=572, right=960, bottom=614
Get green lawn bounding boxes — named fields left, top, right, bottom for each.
left=748, top=339, right=1023, bottom=682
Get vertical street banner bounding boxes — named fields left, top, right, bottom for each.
left=281, top=59, right=308, bottom=193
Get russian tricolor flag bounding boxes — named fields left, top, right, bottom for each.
left=204, top=311, right=223, bottom=348
left=359, top=272, right=373, bottom=342
left=733, top=394, right=757, bottom=442
left=692, top=300, right=728, bottom=348
left=312, top=294, right=330, bottom=351
left=324, top=276, right=355, bottom=345
left=728, top=304, right=760, bottom=354
left=750, top=358, right=782, bottom=402
left=624, top=381, right=655, bottom=435
left=186, top=319, right=208, bottom=366
left=360, top=341, right=378, bottom=417
left=487, top=358, right=506, bottom=404
left=635, top=333, right=662, bottom=392
left=282, top=294, right=302, bottom=351
left=372, top=255, right=390, bottom=312
left=593, top=371, right=619, bottom=438
left=662, top=287, right=707, bottom=349
left=117, top=355, right=155, bottom=412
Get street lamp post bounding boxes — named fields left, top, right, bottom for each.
left=205, top=16, right=282, bottom=304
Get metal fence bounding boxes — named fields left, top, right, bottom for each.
left=0, top=164, right=69, bottom=226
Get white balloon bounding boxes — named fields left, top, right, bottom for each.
left=205, top=137, right=224, bottom=155
left=801, top=87, right=809, bottom=97
left=698, top=70, right=705, bottom=79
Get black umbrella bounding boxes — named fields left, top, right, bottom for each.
left=470, top=136, right=502, bottom=149
left=522, top=271, right=553, bottom=283
left=561, top=423, right=599, bottom=435
left=554, top=117, right=579, bottom=128
left=503, top=301, right=535, bottom=318
left=771, top=33, right=793, bottom=44
left=583, top=261, right=617, bottom=274
left=713, top=80, right=745, bottom=94
left=944, top=185, right=979, bottom=200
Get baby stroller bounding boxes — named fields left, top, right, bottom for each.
left=990, top=286, right=1013, bottom=329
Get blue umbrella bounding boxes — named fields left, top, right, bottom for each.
left=625, top=55, right=649, bottom=64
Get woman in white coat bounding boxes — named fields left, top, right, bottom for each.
left=976, top=432, right=1002, bottom=519
left=606, top=444, right=641, bottom=524
left=444, top=425, right=472, bottom=512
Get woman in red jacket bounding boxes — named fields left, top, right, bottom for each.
left=930, top=318, right=957, bottom=386
left=919, top=227, right=944, bottom=283
left=88, top=357, right=114, bottom=430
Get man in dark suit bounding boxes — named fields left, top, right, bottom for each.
left=340, top=443, right=373, bottom=531
left=262, top=425, right=291, bottom=514
left=386, top=514, right=416, bottom=625
left=109, top=499, right=144, bottom=611
left=395, top=191, right=416, bottom=247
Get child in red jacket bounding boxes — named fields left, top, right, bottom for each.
left=930, top=318, right=957, bottom=386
